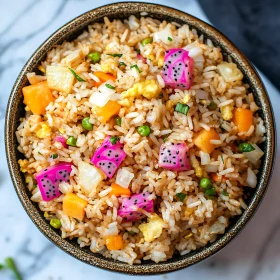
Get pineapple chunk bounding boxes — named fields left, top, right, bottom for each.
left=46, top=65, right=74, bottom=94
left=138, top=214, right=165, bottom=242
left=78, top=161, right=105, bottom=195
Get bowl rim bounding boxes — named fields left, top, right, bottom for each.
left=5, top=1, right=276, bottom=275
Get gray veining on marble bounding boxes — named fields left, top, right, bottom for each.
left=0, top=1, right=279, bottom=279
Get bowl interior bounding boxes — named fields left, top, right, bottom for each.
left=5, top=2, right=275, bottom=275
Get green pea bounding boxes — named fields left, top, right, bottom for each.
left=115, top=116, right=122, bottom=126
left=238, top=143, right=255, bottom=152
left=50, top=218, right=62, bottom=229
left=66, top=136, right=77, bottom=147
left=199, top=177, right=212, bottom=189
left=141, top=37, right=153, bottom=46
left=204, top=186, right=216, bottom=196
left=87, top=52, right=101, bottom=63
left=82, top=117, right=93, bottom=131
left=207, top=101, right=217, bottom=111
left=110, top=136, right=119, bottom=145
left=137, top=125, right=151, bottom=137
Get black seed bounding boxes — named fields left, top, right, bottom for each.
left=173, top=156, right=176, bottom=159
left=124, top=217, right=127, bottom=220
left=60, top=180, right=63, bottom=182
left=180, top=159, right=182, bottom=162
left=143, top=206, right=146, bottom=209
left=130, top=213, right=133, bottom=216
left=47, top=196, right=49, bottom=198
left=134, top=200, right=137, bottom=203
left=149, top=192, right=152, bottom=194
left=176, top=151, right=179, bottom=155
left=181, top=165, right=184, bottom=167
left=44, top=169, right=48, bottom=171
left=175, top=78, right=177, bottom=81
left=46, top=192, right=49, bottom=194
left=104, top=145, right=107, bottom=148
left=179, top=51, right=182, bottom=53
left=43, top=185, right=45, bottom=187
left=59, top=171, right=62, bottom=174
left=128, top=197, right=131, bottom=200
left=144, top=199, right=146, bottom=202
left=173, top=162, right=176, bottom=164
left=63, top=175, right=66, bottom=178
left=115, top=155, right=119, bottom=157
left=143, top=193, right=146, bottom=196
left=44, top=175, right=47, bottom=178
left=97, top=155, right=100, bottom=158
left=109, top=172, right=111, bottom=174
left=99, top=163, right=101, bottom=165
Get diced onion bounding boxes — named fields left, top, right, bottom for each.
left=244, top=144, right=264, bottom=165
left=188, top=47, right=203, bottom=58
left=183, top=40, right=199, bottom=51
left=200, top=151, right=210, bottom=165
left=205, top=164, right=219, bottom=173
left=196, top=90, right=208, bottom=100
left=116, top=168, right=134, bottom=188
left=247, top=167, right=257, bottom=188
left=153, top=24, right=173, bottom=44
left=89, top=80, right=115, bottom=107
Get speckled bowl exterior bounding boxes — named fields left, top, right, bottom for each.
left=5, top=2, right=276, bottom=275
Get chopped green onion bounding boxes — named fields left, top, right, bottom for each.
left=128, top=231, right=137, bottom=235
left=33, top=184, right=37, bottom=189
left=157, top=178, right=162, bottom=181
left=222, top=190, right=229, bottom=196
left=87, top=52, right=101, bottom=63
left=141, top=37, right=153, bottom=46
left=107, top=53, right=123, bottom=58
left=3, top=257, right=22, bottom=280
left=38, top=152, right=42, bottom=155
left=110, top=136, right=119, bottom=145
left=168, top=37, right=173, bottom=42
left=115, top=116, right=122, bottom=126
left=163, top=134, right=170, bottom=142
left=175, top=102, right=189, bottom=115
left=82, top=117, right=93, bottom=131
left=50, top=218, right=62, bottom=229
left=136, top=49, right=140, bottom=54
left=204, top=186, right=216, bottom=196
left=119, top=62, right=127, bottom=67
left=52, top=154, right=58, bottom=159
left=105, top=84, right=115, bottom=90
left=66, top=136, right=77, bottom=147
left=199, top=178, right=212, bottom=189
left=130, top=64, right=142, bottom=73
left=238, top=143, right=255, bottom=153
left=159, top=93, right=163, bottom=98
left=69, top=68, right=85, bottom=82
left=221, top=155, right=224, bottom=164
left=176, top=193, right=187, bottom=202
left=137, top=125, right=151, bottom=137
left=207, top=101, right=217, bottom=111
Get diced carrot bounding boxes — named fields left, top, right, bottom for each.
left=210, top=173, right=226, bottom=183
left=94, top=71, right=116, bottom=82
left=63, top=193, right=88, bottom=221
left=193, top=128, right=220, bottom=154
left=23, top=81, right=54, bottom=115
left=93, top=71, right=116, bottom=87
left=95, top=100, right=121, bottom=123
left=105, top=235, right=124, bottom=250
left=233, top=108, right=253, bottom=135
left=110, top=183, right=131, bottom=197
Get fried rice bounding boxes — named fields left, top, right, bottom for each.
left=16, top=15, right=266, bottom=264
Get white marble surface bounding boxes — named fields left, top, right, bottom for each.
left=0, top=0, right=280, bottom=279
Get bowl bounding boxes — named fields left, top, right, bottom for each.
left=5, top=2, right=276, bottom=275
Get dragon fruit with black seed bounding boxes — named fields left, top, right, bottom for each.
left=35, top=163, right=72, bottom=201
left=90, top=136, right=126, bottom=179
left=162, top=48, right=194, bottom=90
left=118, top=192, right=154, bottom=222
left=159, top=142, right=191, bottom=172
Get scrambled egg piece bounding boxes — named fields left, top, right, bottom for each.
left=184, top=233, right=193, bottom=239
left=36, top=124, right=52, bottom=139
left=182, top=94, right=191, bottom=104
left=185, top=207, right=195, bottom=217
left=59, top=127, right=65, bottom=134
left=166, top=100, right=177, bottom=111
left=122, top=80, right=161, bottom=101
left=18, top=159, right=29, bottom=173
left=138, top=214, right=165, bottom=242
left=157, top=53, right=165, bottom=67
left=220, top=104, right=234, bottom=121
left=101, top=59, right=117, bottom=75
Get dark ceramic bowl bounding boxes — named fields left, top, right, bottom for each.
left=5, top=2, right=276, bottom=275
